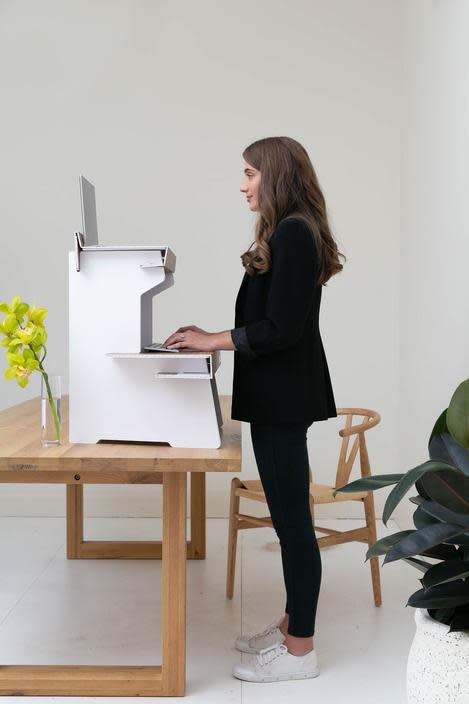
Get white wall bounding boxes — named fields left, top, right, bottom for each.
left=0, top=0, right=401, bottom=519
left=397, top=0, right=469, bottom=526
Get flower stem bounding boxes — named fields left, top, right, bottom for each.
left=41, top=371, right=61, bottom=443
left=30, top=347, right=61, bottom=443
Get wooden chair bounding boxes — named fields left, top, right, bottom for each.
left=226, top=407, right=382, bottom=606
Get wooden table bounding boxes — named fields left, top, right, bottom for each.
left=0, top=394, right=241, bottom=696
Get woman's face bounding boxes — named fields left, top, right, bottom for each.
left=240, top=160, right=261, bottom=211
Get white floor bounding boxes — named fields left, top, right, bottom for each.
left=0, top=515, right=418, bottom=703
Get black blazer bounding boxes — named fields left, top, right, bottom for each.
left=230, top=216, right=337, bottom=425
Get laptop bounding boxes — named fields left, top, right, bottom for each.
left=79, top=176, right=99, bottom=246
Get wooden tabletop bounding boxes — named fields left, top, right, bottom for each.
left=0, top=394, right=241, bottom=474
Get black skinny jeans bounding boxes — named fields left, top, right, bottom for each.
left=249, top=420, right=321, bottom=638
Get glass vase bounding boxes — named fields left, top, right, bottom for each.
left=41, top=373, right=62, bottom=447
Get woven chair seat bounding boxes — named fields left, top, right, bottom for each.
left=236, top=479, right=368, bottom=504
left=309, top=482, right=368, bottom=504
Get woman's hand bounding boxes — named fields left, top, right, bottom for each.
left=163, top=325, right=217, bottom=352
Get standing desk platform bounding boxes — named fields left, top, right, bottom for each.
left=0, top=394, right=241, bottom=696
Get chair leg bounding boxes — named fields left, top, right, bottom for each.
left=226, top=477, right=242, bottom=599
left=363, top=494, right=382, bottom=607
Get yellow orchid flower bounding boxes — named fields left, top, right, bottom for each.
left=9, top=296, right=21, bottom=312
left=6, top=351, right=25, bottom=366
left=0, top=295, right=30, bottom=322
left=30, top=327, right=47, bottom=349
left=2, top=313, right=19, bottom=334
left=15, top=302, right=29, bottom=318
left=4, top=363, right=32, bottom=387
left=15, top=322, right=38, bottom=344
left=28, top=304, right=48, bottom=326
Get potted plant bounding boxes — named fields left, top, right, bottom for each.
left=333, top=378, right=469, bottom=704
left=0, top=295, right=61, bottom=445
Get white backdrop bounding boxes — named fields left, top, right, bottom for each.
left=0, top=0, right=426, bottom=523
left=398, top=0, right=469, bottom=523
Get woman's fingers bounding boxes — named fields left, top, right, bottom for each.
left=162, top=332, right=178, bottom=346
left=166, top=330, right=192, bottom=349
left=163, top=327, right=192, bottom=347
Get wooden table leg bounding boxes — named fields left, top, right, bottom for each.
left=0, top=475, right=201, bottom=696
left=161, top=471, right=187, bottom=696
left=66, top=484, right=83, bottom=558
left=66, top=476, right=206, bottom=561
left=0, top=475, right=187, bottom=696
left=188, top=472, right=206, bottom=559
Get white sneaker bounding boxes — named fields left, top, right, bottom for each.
left=232, top=642, right=320, bottom=683
left=234, top=616, right=285, bottom=654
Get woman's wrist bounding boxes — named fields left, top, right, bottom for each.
left=211, top=330, right=237, bottom=351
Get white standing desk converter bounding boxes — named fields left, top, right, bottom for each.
left=69, top=233, right=222, bottom=448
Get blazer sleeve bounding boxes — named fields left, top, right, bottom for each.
left=231, top=219, right=320, bottom=359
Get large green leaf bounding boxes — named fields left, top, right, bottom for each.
left=412, top=504, right=469, bottom=545
left=422, top=559, right=469, bottom=588
left=365, top=530, right=414, bottom=560
left=428, top=432, right=469, bottom=477
left=428, top=408, right=449, bottom=448
left=428, top=606, right=456, bottom=626
left=382, top=460, right=459, bottom=526
left=413, top=505, right=439, bottom=530
left=420, top=544, right=458, bottom=560
left=420, top=469, right=469, bottom=514
left=412, top=506, right=469, bottom=547
left=402, top=556, right=433, bottom=573
left=420, top=500, right=469, bottom=528
left=447, top=379, right=469, bottom=449
left=332, top=474, right=404, bottom=497
left=448, top=607, right=469, bottom=633
left=383, top=522, right=468, bottom=564
left=441, top=533, right=469, bottom=547
left=415, top=476, right=432, bottom=501
left=407, top=580, right=469, bottom=609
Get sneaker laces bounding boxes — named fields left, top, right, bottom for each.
left=249, top=618, right=282, bottom=641
left=257, top=643, right=288, bottom=667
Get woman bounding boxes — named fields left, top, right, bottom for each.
left=162, top=136, right=345, bottom=683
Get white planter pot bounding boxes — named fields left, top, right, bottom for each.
left=407, top=607, right=469, bottom=704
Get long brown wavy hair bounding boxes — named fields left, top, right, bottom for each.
left=241, top=136, right=345, bottom=286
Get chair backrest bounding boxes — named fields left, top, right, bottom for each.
left=308, top=407, right=381, bottom=488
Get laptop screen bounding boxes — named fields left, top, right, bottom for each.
left=79, top=175, right=99, bottom=246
